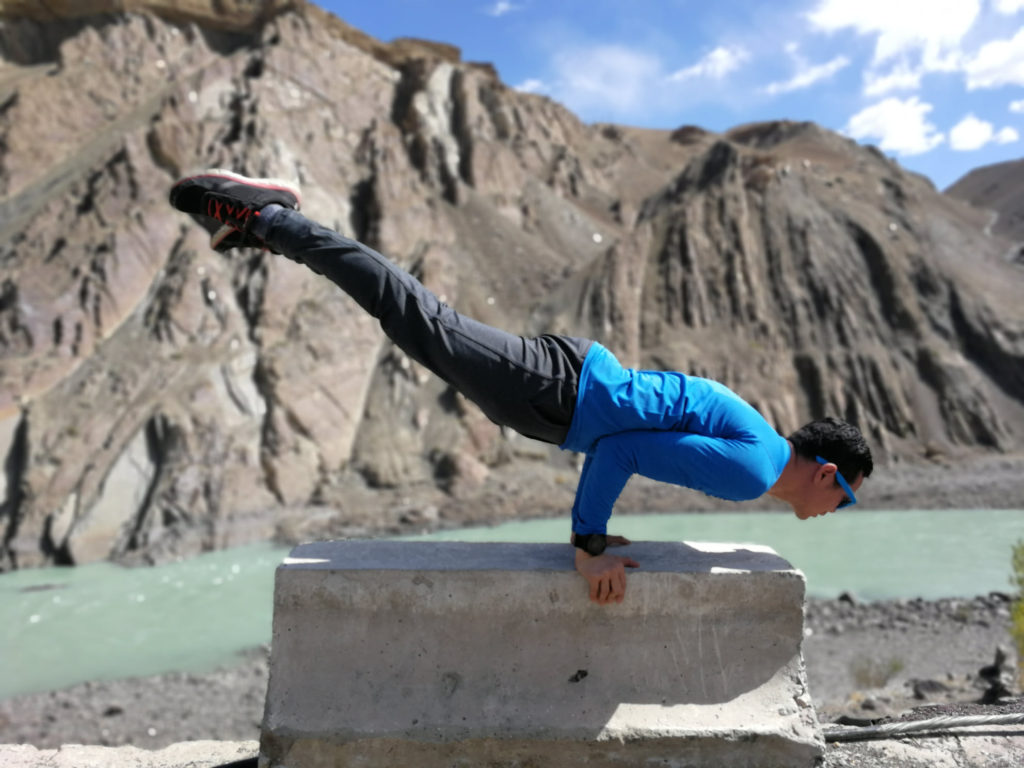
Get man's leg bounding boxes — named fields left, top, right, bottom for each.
left=257, top=207, right=590, bottom=444
left=167, top=171, right=592, bottom=444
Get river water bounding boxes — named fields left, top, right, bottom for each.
left=1, top=508, right=1020, bottom=700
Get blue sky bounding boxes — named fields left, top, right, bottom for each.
left=319, top=0, right=1024, bottom=190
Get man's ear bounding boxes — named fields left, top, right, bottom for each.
left=816, top=461, right=837, bottom=482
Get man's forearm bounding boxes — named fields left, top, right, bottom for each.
left=570, top=447, right=630, bottom=535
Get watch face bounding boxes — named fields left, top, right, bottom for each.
left=586, top=534, right=607, bottom=556
left=573, top=533, right=607, bottom=555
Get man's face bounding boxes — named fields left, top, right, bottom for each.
left=793, top=462, right=864, bottom=520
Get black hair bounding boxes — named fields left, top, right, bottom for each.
left=787, top=417, right=873, bottom=482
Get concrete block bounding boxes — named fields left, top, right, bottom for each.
left=260, top=540, right=823, bottom=767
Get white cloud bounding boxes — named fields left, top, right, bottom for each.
left=1011, top=98, right=1024, bottom=112
left=763, top=55, right=850, bottom=95
left=963, top=28, right=1024, bottom=88
left=948, top=115, right=1021, bottom=149
left=844, top=96, right=944, bottom=155
left=950, top=114, right=996, bottom=149
left=807, top=0, right=1024, bottom=98
left=484, top=1, right=522, bottom=17
left=515, top=78, right=547, bottom=94
left=669, top=46, right=750, bottom=81
left=548, top=45, right=663, bottom=114
left=995, top=0, right=1024, bottom=13
left=808, top=0, right=980, bottom=67
left=863, top=60, right=923, bottom=96
left=997, top=126, right=1020, bottom=143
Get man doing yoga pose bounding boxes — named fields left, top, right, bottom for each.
left=169, top=170, right=873, bottom=605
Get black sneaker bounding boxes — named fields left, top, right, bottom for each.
left=169, top=169, right=301, bottom=251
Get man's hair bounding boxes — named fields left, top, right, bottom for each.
left=787, top=417, right=873, bottom=481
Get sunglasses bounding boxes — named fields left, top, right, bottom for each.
left=816, top=456, right=857, bottom=509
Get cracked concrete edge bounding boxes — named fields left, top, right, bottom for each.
left=0, top=740, right=259, bottom=768
left=6, top=729, right=1024, bottom=768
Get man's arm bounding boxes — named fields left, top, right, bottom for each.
left=569, top=431, right=777, bottom=603
left=570, top=451, right=628, bottom=536
left=573, top=430, right=776, bottom=533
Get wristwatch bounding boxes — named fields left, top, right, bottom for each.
left=572, top=533, right=607, bottom=556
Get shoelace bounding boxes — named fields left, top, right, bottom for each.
left=206, top=197, right=258, bottom=229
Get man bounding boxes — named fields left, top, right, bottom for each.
left=169, top=170, right=873, bottom=605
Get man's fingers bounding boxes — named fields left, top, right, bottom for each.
left=613, top=569, right=627, bottom=603
left=601, top=578, right=613, bottom=604
left=580, top=555, right=639, bottom=604
left=592, top=572, right=617, bottom=604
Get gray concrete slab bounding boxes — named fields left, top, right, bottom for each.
left=260, top=540, right=824, bottom=767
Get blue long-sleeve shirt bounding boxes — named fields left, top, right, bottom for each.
left=560, top=343, right=791, bottom=534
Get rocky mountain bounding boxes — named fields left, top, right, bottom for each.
left=1, top=0, right=1023, bottom=570
left=946, top=157, right=1024, bottom=244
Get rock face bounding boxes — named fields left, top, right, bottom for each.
left=0, top=0, right=291, bottom=31
left=946, top=157, right=1024, bottom=244
left=1, top=2, right=1023, bottom=569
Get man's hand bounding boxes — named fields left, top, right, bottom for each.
left=574, top=539, right=639, bottom=604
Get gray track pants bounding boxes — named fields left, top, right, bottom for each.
left=263, top=209, right=592, bottom=445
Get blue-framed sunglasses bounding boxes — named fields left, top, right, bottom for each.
left=815, top=456, right=857, bottom=509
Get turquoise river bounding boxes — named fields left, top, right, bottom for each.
left=1, top=508, right=1020, bottom=700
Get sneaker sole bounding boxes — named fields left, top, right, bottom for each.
left=175, top=168, right=302, bottom=209
left=211, top=223, right=237, bottom=250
